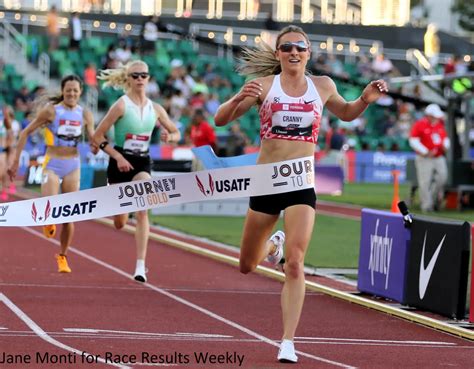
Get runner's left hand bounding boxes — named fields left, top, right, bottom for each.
left=361, top=80, right=389, bottom=104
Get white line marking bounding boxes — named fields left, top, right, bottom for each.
left=295, top=337, right=456, bottom=345
left=0, top=293, right=129, bottom=368
left=21, top=226, right=356, bottom=369
left=2, top=330, right=474, bottom=349
left=63, top=328, right=233, bottom=338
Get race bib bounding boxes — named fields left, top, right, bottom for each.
left=123, top=133, right=150, bottom=153
left=271, top=103, right=314, bottom=136
left=57, top=119, right=82, bottom=138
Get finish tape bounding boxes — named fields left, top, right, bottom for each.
left=0, top=156, right=314, bottom=226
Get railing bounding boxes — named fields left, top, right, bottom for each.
left=85, top=86, right=99, bottom=120
left=189, top=22, right=385, bottom=61
left=37, top=52, right=50, bottom=87
left=0, top=11, right=181, bottom=41
left=0, top=19, right=27, bottom=74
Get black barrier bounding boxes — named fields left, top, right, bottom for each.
left=404, top=217, right=470, bottom=319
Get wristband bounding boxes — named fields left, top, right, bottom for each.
left=360, top=95, right=370, bottom=105
left=99, top=141, right=109, bottom=150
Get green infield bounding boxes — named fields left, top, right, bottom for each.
left=150, top=182, right=474, bottom=269
left=151, top=214, right=361, bottom=268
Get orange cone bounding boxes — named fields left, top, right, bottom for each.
left=391, top=170, right=400, bottom=213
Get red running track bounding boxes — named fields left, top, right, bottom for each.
left=1, top=220, right=473, bottom=369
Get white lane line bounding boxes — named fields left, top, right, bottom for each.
left=2, top=330, right=474, bottom=349
left=21, top=226, right=356, bottom=369
left=63, top=328, right=233, bottom=339
left=296, top=337, right=456, bottom=346
left=0, top=293, right=129, bottom=368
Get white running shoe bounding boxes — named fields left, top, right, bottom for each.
left=267, top=230, right=285, bottom=266
left=133, top=265, right=147, bottom=283
left=277, top=339, right=298, bottom=363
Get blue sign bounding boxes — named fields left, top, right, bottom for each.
left=355, top=151, right=415, bottom=183
left=357, top=208, right=410, bottom=303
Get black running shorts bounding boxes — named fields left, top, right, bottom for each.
left=107, top=146, right=152, bottom=184
left=249, top=188, right=316, bottom=215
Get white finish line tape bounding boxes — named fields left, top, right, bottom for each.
left=0, top=156, right=314, bottom=226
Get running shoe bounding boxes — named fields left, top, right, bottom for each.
left=56, top=254, right=71, bottom=273
left=267, top=230, right=285, bottom=266
left=43, top=224, right=56, bottom=238
left=277, top=339, right=298, bottom=363
left=133, top=265, right=147, bottom=283
left=0, top=190, right=8, bottom=201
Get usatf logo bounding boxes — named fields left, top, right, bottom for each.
left=196, top=174, right=214, bottom=196
left=196, top=175, right=251, bottom=196
left=31, top=201, right=52, bottom=223
left=31, top=200, right=97, bottom=222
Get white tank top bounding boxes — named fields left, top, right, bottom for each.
left=259, top=74, right=323, bottom=143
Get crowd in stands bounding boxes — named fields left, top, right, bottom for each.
left=1, top=12, right=473, bottom=160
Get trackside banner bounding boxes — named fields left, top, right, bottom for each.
left=470, top=225, right=474, bottom=323
left=357, top=209, right=410, bottom=303
left=0, top=156, right=314, bottom=227
left=404, top=217, right=470, bottom=320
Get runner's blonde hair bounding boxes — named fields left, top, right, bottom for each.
left=237, top=25, right=311, bottom=78
left=98, top=60, right=148, bottom=91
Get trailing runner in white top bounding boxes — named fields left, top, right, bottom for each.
left=0, top=156, right=314, bottom=227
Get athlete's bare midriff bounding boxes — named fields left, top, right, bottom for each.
left=45, top=145, right=79, bottom=158
left=258, top=139, right=315, bottom=164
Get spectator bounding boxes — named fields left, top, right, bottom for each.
left=203, top=63, right=218, bottom=85
left=409, top=104, right=449, bottom=212
left=14, top=86, right=34, bottom=113
left=311, top=54, right=331, bottom=75
left=169, top=59, right=195, bottom=98
left=357, top=54, right=373, bottom=79
left=46, top=5, right=60, bottom=52
left=443, top=55, right=457, bottom=75
left=424, top=23, right=440, bottom=69
left=118, top=29, right=135, bottom=49
left=30, top=85, right=47, bottom=100
left=140, top=16, right=160, bottom=54
left=103, top=45, right=119, bottom=69
left=69, top=12, right=82, bottom=50
left=168, top=90, right=187, bottom=122
left=226, top=122, right=248, bottom=156
left=372, top=53, right=393, bottom=77
left=145, top=76, right=160, bottom=100
left=188, top=108, right=216, bottom=150
left=83, top=62, right=98, bottom=88
left=115, top=42, right=133, bottom=64
left=327, top=54, right=348, bottom=78
left=204, top=93, right=220, bottom=115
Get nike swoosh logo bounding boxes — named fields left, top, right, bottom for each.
left=418, top=232, right=446, bottom=299
left=304, top=99, right=317, bottom=104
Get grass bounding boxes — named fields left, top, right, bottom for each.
left=151, top=214, right=361, bottom=268
left=151, top=182, right=474, bottom=269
